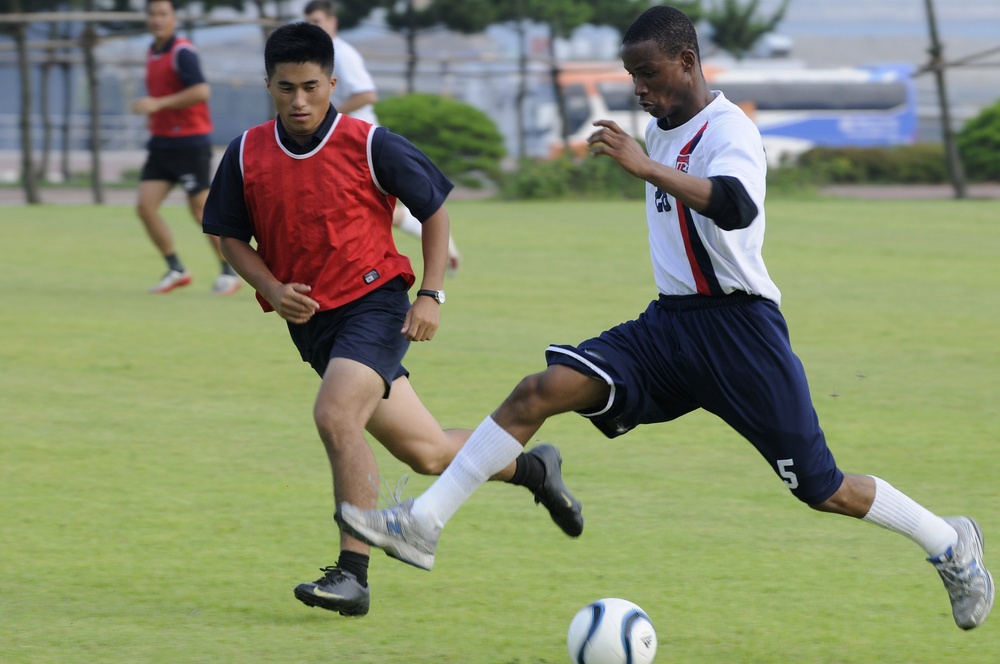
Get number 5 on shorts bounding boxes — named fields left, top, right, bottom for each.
left=777, top=458, right=799, bottom=489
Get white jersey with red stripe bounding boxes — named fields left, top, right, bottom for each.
left=643, top=91, right=781, bottom=305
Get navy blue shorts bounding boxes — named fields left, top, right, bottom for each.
left=140, top=145, right=212, bottom=195
left=545, top=292, right=843, bottom=505
left=286, top=276, right=410, bottom=396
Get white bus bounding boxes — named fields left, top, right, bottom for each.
left=549, top=62, right=917, bottom=165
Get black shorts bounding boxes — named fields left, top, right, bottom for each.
left=140, top=145, right=213, bottom=195
left=545, top=292, right=844, bottom=505
left=286, top=277, right=411, bottom=396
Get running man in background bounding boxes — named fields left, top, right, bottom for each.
left=201, top=22, right=582, bottom=618
left=336, top=5, right=993, bottom=630
left=303, top=0, right=461, bottom=274
left=132, top=0, right=240, bottom=295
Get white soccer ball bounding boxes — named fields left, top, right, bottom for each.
left=567, top=598, right=657, bottom=664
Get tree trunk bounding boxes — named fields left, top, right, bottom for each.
left=514, top=17, right=527, bottom=160
left=253, top=0, right=272, bottom=40
left=253, top=0, right=275, bottom=119
left=60, top=59, right=73, bottom=183
left=16, top=20, right=40, bottom=203
left=82, top=21, right=104, bottom=204
left=38, top=25, right=57, bottom=182
left=547, top=24, right=569, bottom=155
left=923, top=0, right=966, bottom=199
left=405, top=1, right=418, bottom=94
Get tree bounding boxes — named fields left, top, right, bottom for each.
left=375, top=93, right=505, bottom=186
left=8, top=0, right=41, bottom=203
left=200, top=0, right=284, bottom=41
left=957, top=99, right=1000, bottom=182
left=588, top=0, right=702, bottom=36
left=337, top=0, right=443, bottom=94
left=702, top=0, right=788, bottom=60
left=80, top=0, right=105, bottom=202
left=531, top=0, right=593, bottom=153
left=473, top=0, right=592, bottom=158
left=36, top=20, right=57, bottom=182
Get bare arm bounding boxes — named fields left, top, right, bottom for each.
left=218, top=236, right=319, bottom=324
left=587, top=119, right=713, bottom=213
left=401, top=205, right=449, bottom=342
left=337, top=91, right=378, bottom=116
left=132, top=82, right=211, bottom=115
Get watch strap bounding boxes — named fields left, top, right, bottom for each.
left=417, top=289, right=443, bottom=301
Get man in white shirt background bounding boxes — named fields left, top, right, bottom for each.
left=304, top=0, right=461, bottom=274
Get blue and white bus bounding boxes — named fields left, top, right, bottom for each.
left=710, top=62, right=918, bottom=163
left=551, top=62, right=918, bottom=165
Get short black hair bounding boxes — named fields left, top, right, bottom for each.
left=303, top=0, right=337, bottom=17
left=146, top=0, right=177, bottom=10
left=622, top=5, right=701, bottom=60
left=264, top=22, right=335, bottom=78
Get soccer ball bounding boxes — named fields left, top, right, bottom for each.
left=567, top=598, right=657, bottom=663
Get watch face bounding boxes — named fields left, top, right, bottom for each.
left=436, top=291, right=446, bottom=304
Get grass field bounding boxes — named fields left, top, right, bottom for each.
left=2, top=196, right=998, bottom=663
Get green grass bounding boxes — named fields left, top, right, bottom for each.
left=2, top=197, right=999, bottom=663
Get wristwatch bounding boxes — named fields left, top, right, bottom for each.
left=417, top=289, right=446, bottom=304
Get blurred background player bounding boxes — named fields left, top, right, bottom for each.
left=303, top=0, right=461, bottom=274
left=132, top=0, right=240, bottom=295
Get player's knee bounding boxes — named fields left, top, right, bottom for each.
left=807, top=474, right=872, bottom=518
left=313, top=407, right=354, bottom=450
left=136, top=201, right=153, bottom=220
left=403, top=449, right=449, bottom=476
left=501, top=373, right=550, bottom=425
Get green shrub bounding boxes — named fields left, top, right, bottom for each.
left=500, top=141, right=959, bottom=200
left=793, top=145, right=949, bottom=184
left=958, top=99, right=1000, bottom=181
left=374, top=94, right=506, bottom=188
left=765, top=165, right=821, bottom=198
left=499, top=151, right=647, bottom=200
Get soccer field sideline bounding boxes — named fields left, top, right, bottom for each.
left=3, top=180, right=1000, bottom=206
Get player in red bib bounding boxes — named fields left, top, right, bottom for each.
left=132, top=0, right=240, bottom=296
left=202, top=22, right=583, bottom=618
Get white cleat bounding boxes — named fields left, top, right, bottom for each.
left=212, top=273, right=242, bottom=296
left=336, top=498, right=440, bottom=571
left=929, top=516, right=994, bottom=629
left=149, top=269, right=192, bottom=294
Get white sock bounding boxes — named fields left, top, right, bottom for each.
left=396, top=207, right=423, bottom=237
left=412, top=416, right=524, bottom=528
left=862, top=476, right=958, bottom=558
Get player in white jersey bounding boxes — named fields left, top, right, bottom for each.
left=334, top=5, right=993, bottom=630
left=303, top=0, right=461, bottom=273
left=643, top=90, right=779, bottom=303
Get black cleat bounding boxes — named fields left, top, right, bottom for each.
left=528, top=444, right=584, bottom=537
left=294, top=566, right=370, bottom=616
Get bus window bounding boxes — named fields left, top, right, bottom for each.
left=563, top=83, right=592, bottom=136
left=715, top=81, right=910, bottom=112
left=598, top=82, right=639, bottom=112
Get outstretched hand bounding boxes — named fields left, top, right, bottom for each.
left=273, top=283, right=320, bottom=324
left=587, top=119, right=650, bottom=178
